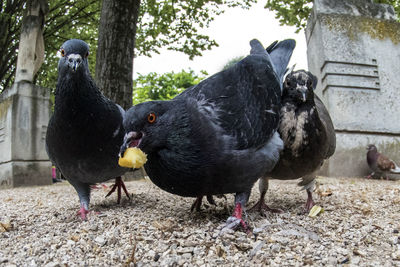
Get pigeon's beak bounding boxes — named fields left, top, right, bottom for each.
left=297, top=85, right=307, bottom=102
left=300, top=88, right=307, bottom=102
left=67, top=54, right=82, bottom=72
left=119, top=131, right=143, bottom=157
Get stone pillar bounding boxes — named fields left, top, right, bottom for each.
left=15, top=0, right=48, bottom=83
left=0, top=0, right=51, bottom=188
left=306, top=0, right=400, bottom=177
left=0, top=83, right=51, bottom=188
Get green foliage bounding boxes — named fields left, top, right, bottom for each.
left=132, top=69, right=207, bottom=104
left=36, top=0, right=100, bottom=91
left=264, top=0, right=400, bottom=32
left=0, top=0, right=100, bottom=93
left=0, top=0, right=256, bottom=94
left=222, top=56, right=244, bottom=71
left=136, top=0, right=256, bottom=59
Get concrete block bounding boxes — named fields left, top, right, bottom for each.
left=306, top=0, right=400, bottom=177
left=0, top=81, right=51, bottom=188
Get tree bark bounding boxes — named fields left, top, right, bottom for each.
left=95, top=0, right=140, bottom=109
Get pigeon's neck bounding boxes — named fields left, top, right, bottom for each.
left=54, top=73, right=104, bottom=113
left=367, top=150, right=379, bottom=165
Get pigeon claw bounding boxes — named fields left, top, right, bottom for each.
left=105, top=177, right=130, bottom=204
left=220, top=203, right=251, bottom=234
left=249, top=200, right=284, bottom=215
left=77, top=206, right=89, bottom=220
left=190, top=195, right=217, bottom=212
left=305, top=189, right=315, bottom=212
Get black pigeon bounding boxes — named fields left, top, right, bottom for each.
left=366, top=144, right=400, bottom=179
left=120, top=39, right=295, bottom=230
left=45, top=39, right=129, bottom=220
left=251, top=70, right=336, bottom=213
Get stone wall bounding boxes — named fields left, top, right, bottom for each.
left=0, top=82, right=51, bottom=188
left=306, top=0, right=400, bottom=177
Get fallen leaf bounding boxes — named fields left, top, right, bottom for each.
left=0, top=221, right=12, bottom=232
left=308, top=205, right=324, bottom=217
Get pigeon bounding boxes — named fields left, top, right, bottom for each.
left=366, top=144, right=400, bottom=179
left=45, top=39, right=129, bottom=220
left=120, top=39, right=295, bottom=230
left=251, top=70, right=336, bottom=213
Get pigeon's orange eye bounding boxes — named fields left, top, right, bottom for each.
left=60, top=49, right=65, bottom=57
left=147, top=113, right=156, bottom=123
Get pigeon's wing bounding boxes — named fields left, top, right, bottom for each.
left=267, top=39, right=296, bottom=88
left=116, top=103, right=125, bottom=119
left=186, top=39, right=294, bottom=150
left=377, top=153, right=395, bottom=171
left=314, top=94, right=336, bottom=158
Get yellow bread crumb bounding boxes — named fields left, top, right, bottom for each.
left=118, top=147, right=147, bottom=168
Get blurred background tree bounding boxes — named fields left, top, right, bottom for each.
left=0, top=0, right=99, bottom=92
left=132, top=69, right=207, bottom=104
left=264, top=0, right=400, bottom=32
left=2, top=0, right=400, bottom=105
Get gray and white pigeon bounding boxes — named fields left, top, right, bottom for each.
left=251, top=70, right=336, bottom=213
left=120, top=39, right=295, bottom=231
left=45, top=39, right=129, bottom=220
left=366, top=144, right=400, bottom=179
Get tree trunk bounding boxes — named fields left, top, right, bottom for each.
left=95, top=0, right=140, bottom=109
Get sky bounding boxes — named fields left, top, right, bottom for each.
left=133, top=1, right=308, bottom=78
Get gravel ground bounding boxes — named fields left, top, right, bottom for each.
left=1, top=176, right=400, bottom=266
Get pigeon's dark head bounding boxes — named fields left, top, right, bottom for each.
left=58, top=39, right=90, bottom=76
left=120, top=101, right=175, bottom=156
left=367, top=144, right=377, bottom=152
left=283, top=70, right=317, bottom=103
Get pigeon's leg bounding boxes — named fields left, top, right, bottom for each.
left=206, top=195, right=216, bottom=206
left=224, top=191, right=251, bottom=232
left=105, top=177, right=130, bottom=204
left=191, top=195, right=217, bottom=212
left=190, top=196, right=203, bottom=212
left=305, top=189, right=315, bottom=212
left=365, top=172, right=375, bottom=179
left=300, top=176, right=316, bottom=212
left=69, top=180, right=91, bottom=220
left=249, top=177, right=283, bottom=214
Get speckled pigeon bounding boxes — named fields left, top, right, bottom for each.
left=120, top=39, right=295, bottom=231
left=251, top=70, right=336, bottom=213
left=366, top=144, right=400, bottom=179
left=45, top=39, right=129, bottom=220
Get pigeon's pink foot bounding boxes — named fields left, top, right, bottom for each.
left=249, top=200, right=283, bottom=214
left=91, top=183, right=108, bottom=190
left=105, top=177, right=130, bottom=204
left=305, top=190, right=315, bottom=212
left=249, top=192, right=283, bottom=214
left=77, top=206, right=89, bottom=220
left=223, top=203, right=251, bottom=233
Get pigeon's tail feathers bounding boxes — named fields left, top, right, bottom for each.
left=391, top=163, right=400, bottom=174
left=250, top=39, right=268, bottom=56
left=265, top=40, right=278, bottom=53
left=268, top=39, right=296, bottom=88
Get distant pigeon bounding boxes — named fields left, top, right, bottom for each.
left=366, top=144, right=400, bottom=179
left=251, top=70, right=336, bottom=213
left=46, top=39, right=129, bottom=220
left=120, top=39, right=295, bottom=231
